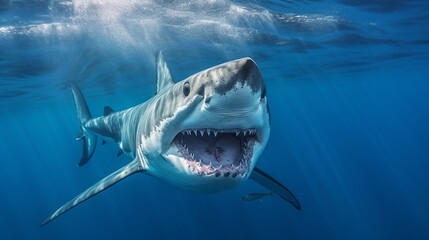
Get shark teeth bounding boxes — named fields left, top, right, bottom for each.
left=178, top=128, right=257, bottom=138
left=174, top=129, right=256, bottom=177
left=192, top=161, right=249, bottom=178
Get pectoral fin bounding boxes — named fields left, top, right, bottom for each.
left=250, top=167, right=301, bottom=210
left=41, top=159, right=143, bottom=226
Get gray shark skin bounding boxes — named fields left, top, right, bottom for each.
left=41, top=52, right=300, bottom=226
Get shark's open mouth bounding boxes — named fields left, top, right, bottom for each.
left=173, top=129, right=257, bottom=177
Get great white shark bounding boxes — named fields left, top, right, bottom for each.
left=41, top=52, right=301, bottom=225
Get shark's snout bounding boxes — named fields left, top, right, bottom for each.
left=199, top=57, right=264, bottom=117
left=206, top=57, right=263, bottom=97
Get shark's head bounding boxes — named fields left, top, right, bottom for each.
left=137, top=56, right=270, bottom=193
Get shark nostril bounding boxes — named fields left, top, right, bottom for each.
left=205, top=96, right=211, bottom=104
left=197, top=85, right=205, bottom=96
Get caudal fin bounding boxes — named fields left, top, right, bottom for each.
left=71, top=82, right=97, bottom=166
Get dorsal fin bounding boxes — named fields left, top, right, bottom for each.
left=155, top=51, right=174, bottom=94
left=103, top=106, right=114, bottom=116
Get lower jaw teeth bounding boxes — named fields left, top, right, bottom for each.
left=187, top=160, right=250, bottom=177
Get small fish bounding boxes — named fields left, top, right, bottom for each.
left=241, top=192, right=273, bottom=202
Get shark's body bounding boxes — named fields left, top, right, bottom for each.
left=42, top=53, right=300, bottom=225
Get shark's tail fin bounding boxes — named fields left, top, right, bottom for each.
left=71, top=82, right=97, bottom=166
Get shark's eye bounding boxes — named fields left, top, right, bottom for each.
left=183, top=82, right=190, bottom=96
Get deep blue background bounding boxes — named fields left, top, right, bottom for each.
left=1, top=1, right=429, bottom=239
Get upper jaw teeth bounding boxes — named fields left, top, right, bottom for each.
left=179, top=129, right=257, bottom=137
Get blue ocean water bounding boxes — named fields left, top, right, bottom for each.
left=1, top=0, right=429, bottom=239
